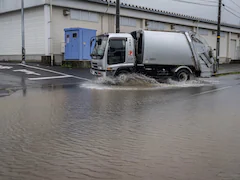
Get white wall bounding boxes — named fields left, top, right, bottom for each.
left=117, top=17, right=142, bottom=33
left=52, top=6, right=142, bottom=54
left=231, top=33, right=240, bottom=46
left=196, top=29, right=239, bottom=62
left=0, top=0, right=45, bottom=13
left=1, top=0, right=239, bottom=62
left=52, top=6, right=104, bottom=54
left=48, top=0, right=240, bottom=62
left=0, top=6, right=45, bottom=55
left=51, top=0, right=240, bottom=34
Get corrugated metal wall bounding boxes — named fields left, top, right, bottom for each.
left=0, top=6, right=45, bottom=55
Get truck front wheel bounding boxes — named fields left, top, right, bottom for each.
left=176, top=69, right=191, bottom=82
left=116, top=70, right=130, bottom=81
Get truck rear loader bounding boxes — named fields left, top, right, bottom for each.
left=90, top=30, right=218, bottom=82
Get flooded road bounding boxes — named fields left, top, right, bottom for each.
left=1, top=74, right=240, bottom=180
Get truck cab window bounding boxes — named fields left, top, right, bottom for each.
left=108, top=39, right=126, bottom=65
left=135, top=33, right=143, bottom=63
left=138, top=34, right=143, bottom=54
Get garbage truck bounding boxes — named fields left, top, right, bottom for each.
left=90, top=30, right=218, bottom=82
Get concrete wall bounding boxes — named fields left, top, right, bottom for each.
left=52, top=6, right=142, bottom=55
left=193, top=28, right=240, bottom=63
left=1, top=0, right=240, bottom=63
left=0, top=6, right=45, bottom=60
left=52, top=6, right=104, bottom=55
left=49, top=0, right=240, bottom=63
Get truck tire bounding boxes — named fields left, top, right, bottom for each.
left=116, top=70, right=130, bottom=76
left=176, top=69, right=191, bottom=82
left=116, top=70, right=130, bottom=81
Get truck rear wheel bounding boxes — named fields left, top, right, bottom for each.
left=176, top=69, right=191, bottom=82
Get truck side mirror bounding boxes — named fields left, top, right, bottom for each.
left=90, top=37, right=96, bottom=57
left=90, top=38, right=95, bottom=48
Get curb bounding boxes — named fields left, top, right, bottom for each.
left=0, top=87, right=21, bottom=97
left=213, top=71, right=240, bottom=77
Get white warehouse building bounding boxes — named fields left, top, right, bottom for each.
left=0, top=0, right=240, bottom=64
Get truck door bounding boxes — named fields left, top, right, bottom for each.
left=107, top=38, right=126, bottom=65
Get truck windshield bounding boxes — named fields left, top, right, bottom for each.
left=91, top=36, right=108, bottom=59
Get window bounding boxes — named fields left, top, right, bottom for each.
left=147, top=21, right=165, bottom=31
left=114, top=17, right=137, bottom=27
left=220, top=32, right=225, bottom=37
left=138, top=34, right=143, bottom=54
left=70, top=9, right=99, bottom=22
left=120, top=17, right=137, bottom=27
left=174, top=25, right=192, bottom=31
left=108, top=39, right=126, bottom=65
left=198, top=28, right=208, bottom=36
left=73, top=33, right=77, bottom=38
left=91, top=36, right=108, bottom=59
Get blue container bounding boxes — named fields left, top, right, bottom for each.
left=64, top=28, right=97, bottom=60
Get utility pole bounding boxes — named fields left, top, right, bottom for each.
left=216, top=0, right=222, bottom=67
left=116, top=0, right=120, bottom=33
left=50, top=0, right=53, bottom=66
left=21, top=0, right=25, bottom=64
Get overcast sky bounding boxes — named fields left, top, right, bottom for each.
left=121, top=0, right=240, bottom=25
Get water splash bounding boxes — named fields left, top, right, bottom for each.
left=95, top=74, right=160, bottom=86
left=81, top=74, right=219, bottom=91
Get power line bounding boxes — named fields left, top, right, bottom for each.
left=229, top=0, right=240, bottom=10
left=172, top=0, right=218, bottom=7
left=223, top=4, right=240, bottom=15
left=224, top=7, right=240, bottom=18
left=199, top=0, right=217, bottom=3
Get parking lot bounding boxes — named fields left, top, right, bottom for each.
left=0, top=63, right=94, bottom=96
left=0, top=63, right=91, bottom=80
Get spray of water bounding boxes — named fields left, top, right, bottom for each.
left=81, top=74, right=219, bottom=91
left=95, top=73, right=160, bottom=86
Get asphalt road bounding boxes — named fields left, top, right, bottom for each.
left=1, top=63, right=240, bottom=180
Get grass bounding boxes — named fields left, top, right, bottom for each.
left=213, top=71, right=240, bottom=77
left=61, top=61, right=91, bottom=69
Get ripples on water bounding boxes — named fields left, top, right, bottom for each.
left=1, top=74, right=240, bottom=180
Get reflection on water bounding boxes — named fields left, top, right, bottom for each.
left=0, top=82, right=240, bottom=180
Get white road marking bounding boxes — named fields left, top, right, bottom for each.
left=0, top=65, right=13, bottom=69
left=191, top=86, right=232, bottom=97
left=13, top=69, right=41, bottom=76
left=20, top=64, right=91, bottom=82
left=28, top=75, right=72, bottom=81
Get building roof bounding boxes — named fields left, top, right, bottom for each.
left=87, top=0, right=240, bottom=30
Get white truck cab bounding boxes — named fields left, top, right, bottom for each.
left=90, top=33, right=136, bottom=78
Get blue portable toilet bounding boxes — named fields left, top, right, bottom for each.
left=64, top=28, right=97, bottom=60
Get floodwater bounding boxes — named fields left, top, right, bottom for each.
left=82, top=74, right=219, bottom=91
left=1, top=74, right=240, bottom=180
